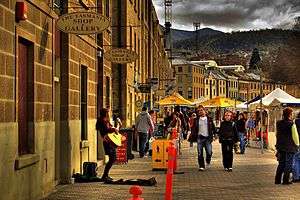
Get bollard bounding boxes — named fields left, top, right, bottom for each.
left=128, top=185, right=144, bottom=200
left=165, top=142, right=176, bottom=200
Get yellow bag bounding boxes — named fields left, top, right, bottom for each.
left=292, top=121, right=299, bottom=146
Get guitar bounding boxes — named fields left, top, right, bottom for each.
left=107, top=132, right=126, bottom=147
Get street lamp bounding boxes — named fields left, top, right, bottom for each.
left=259, top=65, right=264, bottom=154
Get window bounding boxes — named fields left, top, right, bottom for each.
left=105, top=0, right=110, bottom=17
left=18, top=37, right=34, bottom=155
left=178, top=67, right=182, bottom=72
left=106, top=76, right=110, bottom=107
left=206, top=89, right=209, bottom=95
left=178, top=76, right=182, bottom=83
left=138, top=0, right=140, bottom=18
left=81, top=66, right=88, bottom=140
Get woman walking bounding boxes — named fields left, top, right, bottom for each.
left=275, top=107, right=299, bottom=184
left=218, top=111, right=239, bottom=171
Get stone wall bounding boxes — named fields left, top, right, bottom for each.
left=0, top=1, right=56, bottom=200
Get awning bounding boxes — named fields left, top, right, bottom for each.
left=201, top=96, right=241, bottom=108
left=158, top=92, right=193, bottom=106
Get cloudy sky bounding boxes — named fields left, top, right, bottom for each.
left=153, top=0, right=300, bottom=32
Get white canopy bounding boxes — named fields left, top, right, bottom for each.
left=236, top=102, right=248, bottom=109
left=250, top=88, right=300, bottom=108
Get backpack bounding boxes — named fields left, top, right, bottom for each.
left=83, top=162, right=98, bottom=177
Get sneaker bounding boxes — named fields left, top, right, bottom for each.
left=206, top=163, right=211, bottom=169
left=224, top=168, right=228, bottom=171
left=228, top=168, right=233, bottom=172
left=199, top=167, right=205, bottom=171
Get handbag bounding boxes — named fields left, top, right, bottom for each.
left=292, top=121, right=299, bottom=146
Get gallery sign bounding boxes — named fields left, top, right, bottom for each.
left=57, top=12, right=110, bottom=35
left=105, top=48, right=138, bottom=64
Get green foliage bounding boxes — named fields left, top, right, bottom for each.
left=249, top=48, right=261, bottom=70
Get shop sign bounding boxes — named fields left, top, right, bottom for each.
left=57, top=12, right=110, bottom=35
left=105, top=48, right=138, bottom=64
left=137, top=84, right=151, bottom=93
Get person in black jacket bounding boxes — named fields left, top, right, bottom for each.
left=236, top=113, right=247, bottom=154
left=275, top=107, right=298, bottom=185
left=189, top=105, right=216, bottom=171
left=96, top=108, right=120, bottom=182
left=218, top=111, right=239, bottom=172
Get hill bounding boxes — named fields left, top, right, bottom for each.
left=171, top=28, right=300, bottom=83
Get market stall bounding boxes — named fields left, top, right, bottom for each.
left=249, top=88, right=300, bottom=150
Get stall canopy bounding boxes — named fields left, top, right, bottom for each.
left=201, top=96, right=241, bottom=108
left=192, top=97, right=208, bottom=106
left=246, top=95, right=261, bottom=104
left=236, top=102, right=248, bottom=109
left=158, top=92, right=193, bottom=106
left=250, top=88, right=300, bottom=108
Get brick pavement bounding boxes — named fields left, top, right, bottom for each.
left=42, top=141, right=300, bottom=200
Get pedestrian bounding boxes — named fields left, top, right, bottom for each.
left=145, top=110, right=156, bottom=156
left=135, top=107, right=154, bottom=158
left=218, top=111, right=239, bottom=172
left=189, top=105, right=216, bottom=171
left=164, top=107, right=173, bottom=133
left=167, top=112, right=181, bottom=139
left=187, top=112, right=197, bottom=149
left=246, top=112, right=256, bottom=142
left=96, top=108, right=120, bottom=182
left=236, top=113, right=247, bottom=154
left=275, top=107, right=299, bottom=184
left=174, top=106, right=187, bottom=140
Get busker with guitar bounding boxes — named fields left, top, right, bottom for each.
left=96, top=108, right=122, bottom=182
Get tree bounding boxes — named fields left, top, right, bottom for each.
left=249, top=48, right=261, bottom=70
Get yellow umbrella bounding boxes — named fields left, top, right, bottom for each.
left=158, top=92, right=193, bottom=106
left=201, top=96, right=241, bottom=108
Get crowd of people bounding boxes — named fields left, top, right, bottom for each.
left=95, top=105, right=300, bottom=185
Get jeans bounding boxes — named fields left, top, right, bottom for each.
left=221, top=140, right=234, bottom=169
left=102, top=141, right=116, bottom=178
left=275, top=151, right=295, bottom=184
left=139, top=132, right=148, bottom=157
left=144, top=134, right=152, bottom=156
left=238, top=132, right=246, bottom=154
left=197, top=136, right=212, bottom=168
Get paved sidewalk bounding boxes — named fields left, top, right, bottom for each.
left=42, top=141, right=300, bottom=200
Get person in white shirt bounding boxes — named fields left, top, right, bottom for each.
left=189, top=105, right=216, bottom=171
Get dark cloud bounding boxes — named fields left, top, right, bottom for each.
left=153, top=0, right=300, bottom=31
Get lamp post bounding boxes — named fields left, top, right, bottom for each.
left=259, top=66, right=264, bottom=154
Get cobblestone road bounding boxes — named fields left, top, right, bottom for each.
left=42, top=141, right=300, bottom=200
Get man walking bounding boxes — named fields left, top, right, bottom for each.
left=189, top=105, right=216, bottom=171
left=136, top=107, right=154, bottom=158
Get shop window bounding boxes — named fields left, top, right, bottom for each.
left=81, top=66, right=88, bottom=140
left=18, top=37, right=34, bottom=155
left=106, top=76, right=110, bottom=108
left=178, top=66, right=182, bottom=72
left=105, top=0, right=110, bottom=18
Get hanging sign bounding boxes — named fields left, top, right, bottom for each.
left=105, top=48, right=138, bottom=64
left=137, top=84, right=151, bottom=93
left=56, top=12, right=110, bottom=35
